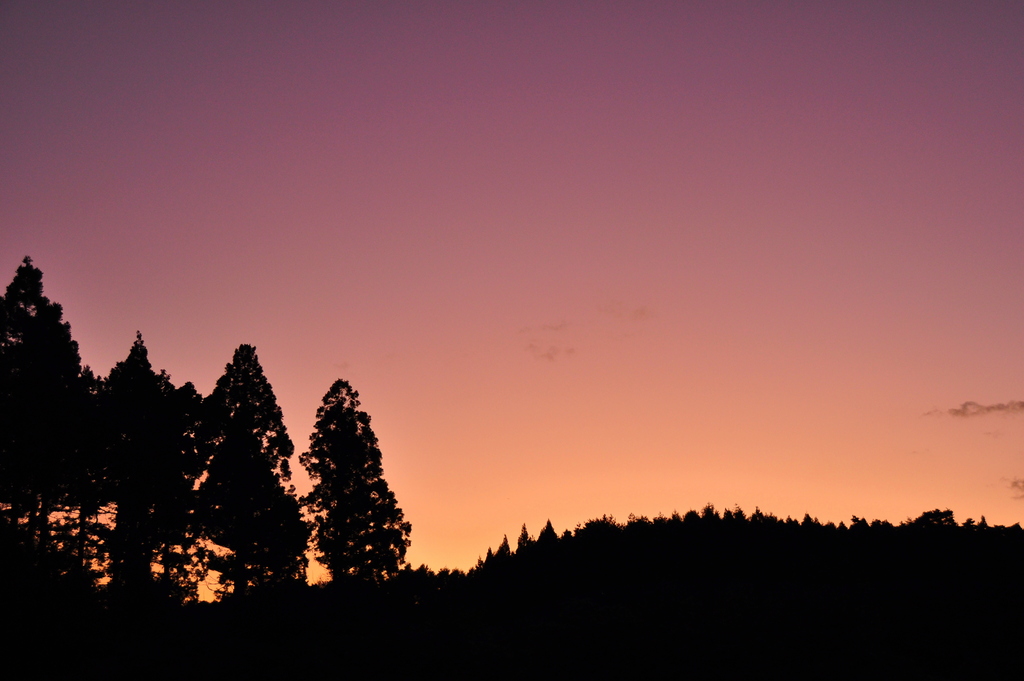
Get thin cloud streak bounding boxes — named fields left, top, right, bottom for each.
left=599, top=301, right=653, bottom=322
left=947, top=401, right=1024, bottom=418
left=526, top=343, right=576, bottom=362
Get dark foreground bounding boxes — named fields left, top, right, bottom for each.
left=6, top=509, right=1023, bottom=679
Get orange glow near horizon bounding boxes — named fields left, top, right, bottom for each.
left=2, top=2, right=1023, bottom=572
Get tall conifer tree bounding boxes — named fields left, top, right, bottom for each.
left=103, top=333, right=203, bottom=601
left=301, top=379, right=410, bottom=581
left=199, top=344, right=307, bottom=595
left=0, top=257, right=95, bottom=580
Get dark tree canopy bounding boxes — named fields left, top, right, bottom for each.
left=204, top=344, right=294, bottom=482
left=301, top=379, right=410, bottom=581
left=199, top=344, right=308, bottom=596
left=0, top=257, right=94, bottom=580
left=103, top=332, right=203, bottom=602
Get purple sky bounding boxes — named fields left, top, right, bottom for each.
left=3, top=1, right=1023, bottom=571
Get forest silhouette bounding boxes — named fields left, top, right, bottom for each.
left=2, top=257, right=1022, bottom=678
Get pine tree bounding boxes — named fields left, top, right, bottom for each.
left=0, top=257, right=95, bottom=582
left=103, top=333, right=204, bottom=602
left=516, top=524, right=533, bottom=553
left=199, top=345, right=307, bottom=596
left=537, top=520, right=558, bottom=549
left=301, top=379, right=410, bottom=581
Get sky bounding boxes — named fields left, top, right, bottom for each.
left=2, top=1, right=1023, bottom=572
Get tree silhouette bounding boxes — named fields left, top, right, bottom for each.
left=516, top=523, right=533, bottom=553
left=300, top=379, right=410, bottom=581
left=199, top=344, right=307, bottom=596
left=0, top=257, right=95, bottom=582
left=536, top=519, right=559, bottom=551
left=103, top=333, right=204, bottom=602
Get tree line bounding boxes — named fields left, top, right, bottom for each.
left=470, top=505, right=1024, bottom=589
left=0, top=257, right=410, bottom=604
left=411, top=507, right=1024, bottom=678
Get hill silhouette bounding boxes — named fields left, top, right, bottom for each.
left=7, top=506, right=1023, bottom=678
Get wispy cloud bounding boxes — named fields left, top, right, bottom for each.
left=526, top=343, right=576, bottom=361
left=1011, top=478, right=1024, bottom=500
left=947, top=401, right=1024, bottom=417
left=520, top=301, right=650, bottom=361
left=519, top=320, right=569, bottom=334
left=599, top=300, right=653, bottom=321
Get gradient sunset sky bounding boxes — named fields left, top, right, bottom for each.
left=3, top=1, right=1023, bottom=571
